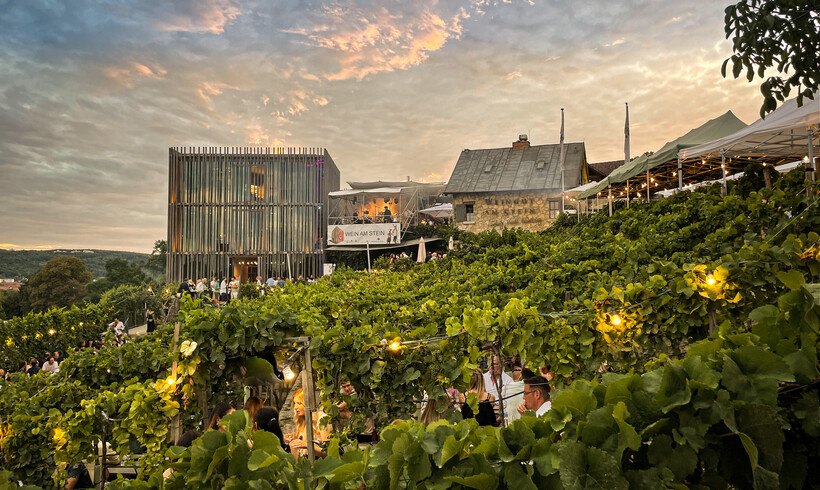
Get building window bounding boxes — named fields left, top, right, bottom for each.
left=549, top=200, right=560, bottom=219
left=465, top=203, right=475, bottom=222
left=250, top=166, right=265, bottom=200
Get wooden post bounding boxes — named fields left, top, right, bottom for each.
left=646, top=170, right=651, bottom=203
left=489, top=343, right=506, bottom=428
left=708, top=305, right=717, bottom=336
left=608, top=184, right=613, bottom=216
left=302, top=339, right=316, bottom=463
left=170, top=322, right=182, bottom=444
left=677, top=157, right=683, bottom=190
left=721, top=151, right=728, bottom=197
left=807, top=133, right=815, bottom=200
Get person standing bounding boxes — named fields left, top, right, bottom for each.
left=219, top=277, right=228, bottom=303
left=146, top=309, right=156, bottom=334
left=229, top=276, right=240, bottom=301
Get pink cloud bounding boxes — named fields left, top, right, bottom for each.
left=104, top=62, right=167, bottom=87
left=287, top=6, right=466, bottom=81
left=155, top=0, right=241, bottom=34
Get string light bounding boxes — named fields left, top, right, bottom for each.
left=706, top=273, right=716, bottom=286
left=166, top=376, right=176, bottom=385
left=610, top=314, right=622, bottom=326
left=48, top=329, right=56, bottom=336
left=388, top=340, right=402, bottom=352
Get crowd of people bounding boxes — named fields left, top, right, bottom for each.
left=1, top=350, right=66, bottom=381
left=176, top=274, right=320, bottom=307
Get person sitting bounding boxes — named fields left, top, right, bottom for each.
left=337, top=380, right=376, bottom=443
left=206, top=402, right=234, bottom=431
left=65, top=462, right=94, bottom=488
left=42, top=356, right=59, bottom=374
left=27, top=359, right=41, bottom=376
left=517, top=375, right=552, bottom=417
left=285, top=388, right=328, bottom=458
left=458, top=369, right=498, bottom=426
left=108, top=318, right=125, bottom=340
left=419, top=396, right=453, bottom=425
left=255, top=407, right=288, bottom=450
left=244, top=396, right=264, bottom=425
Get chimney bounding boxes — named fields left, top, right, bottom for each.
left=512, top=134, right=530, bottom=149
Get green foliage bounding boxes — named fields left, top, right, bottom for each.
left=238, top=282, right=262, bottom=300
left=26, top=257, right=93, bottom=313
left=87, top=259, right=150, bottom=302
left=143, top=240, right=167, bottom=279
left=722, top=0, right=819, bottom=117
left=1, top=183, right=819, bottom=488
left=0, top=249, right=149, bottom=281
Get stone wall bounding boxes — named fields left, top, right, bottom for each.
left=452, top=190, right=561, bottom=233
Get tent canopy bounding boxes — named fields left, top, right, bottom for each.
left=418, top=203, right=453, bottom=218
left=679, top=91, right=819, bottom=161
left=578, top=111, right=747, bottom=199
left=565, top=180, right=599, bottom=196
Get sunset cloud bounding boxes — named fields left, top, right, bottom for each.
left=104, top=62, right=168, bottom=88
left=0, top=0, right=772, bottom=251
left=287, top=5, right=467, bottom=80
left=154, top=0, right=241, bottom=34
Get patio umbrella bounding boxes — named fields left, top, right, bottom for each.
left=417, top=237, right=426, bottom=263
left=448, top=236, right=454, bottom=250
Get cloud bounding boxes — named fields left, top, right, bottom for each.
left=285, top=4, right=467, bottom=80
left=604, top=39, right=626, bottom=47
left=104, top=62, right=168, bottom=87
left=154, top=0, right=241, bottom=34
left=0, top=0, right=775, bottom=252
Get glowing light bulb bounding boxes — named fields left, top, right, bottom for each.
left=611, top=314, right=622, bottom=326
left=48, top=329, right=56, bottom=336
left=282, top=365, right=296, bottom=381
left=166, top=376, right=176, bottom=385
left=389, top=341, right=402, bottom=352
left=706, top=274, right=716, bottom=286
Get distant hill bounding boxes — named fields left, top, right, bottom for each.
left=0, top=249, right=150, bottom=280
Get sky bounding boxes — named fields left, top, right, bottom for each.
left=0, top=0, right=772, bottom=253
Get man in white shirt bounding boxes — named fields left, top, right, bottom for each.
left=108, top=318, right=125, bottom=339
left=483, top=355, right=513, bottom=402
left=517, top=375, right=551, bottom=417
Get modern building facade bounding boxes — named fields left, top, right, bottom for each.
left=167, top=147, right=340, bottom=282
left=445, top=135, right=588, bottom=233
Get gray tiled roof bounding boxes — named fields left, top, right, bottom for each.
left=444, top=142, right=586, bottom=194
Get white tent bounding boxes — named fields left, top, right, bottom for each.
left=564, top=181, right=600, bottom=196
left=679, top=92, right=819, bottom=162
left=418, top=203, right=453, bottom=218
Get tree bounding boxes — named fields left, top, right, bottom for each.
left=144, top=240, right=167, bottom=278
left=722, top=0, right=819, bottom=117
left=86, top=258, right=149, bottom=301
left=27, top=257, right=93, bottom=312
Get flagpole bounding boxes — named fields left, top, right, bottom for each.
left=624, top=102, right=630, bottom=209
left=559, top=108, right=566, bottom=215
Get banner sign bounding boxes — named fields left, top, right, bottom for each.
left=328, top=223, right=401, bottom=245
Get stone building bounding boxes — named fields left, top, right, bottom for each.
left=444, top=135, right=588, bottom=233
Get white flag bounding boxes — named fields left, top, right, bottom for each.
left=624, top=102, right=630, bottom=164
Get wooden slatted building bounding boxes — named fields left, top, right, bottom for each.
left=167, top=147, right=340, bottom=282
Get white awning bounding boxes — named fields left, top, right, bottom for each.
left=328, top=187, right=403, bottom=197
left=565, top=181, right=599, bottom=196
left=679, top=91, right=819, bottom=161
left=418, top=203, right=453, bottom=218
